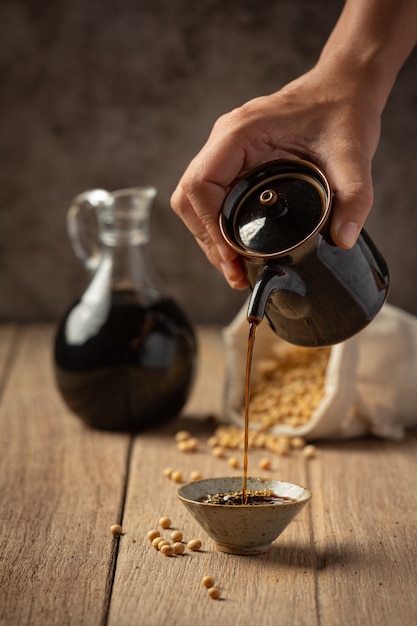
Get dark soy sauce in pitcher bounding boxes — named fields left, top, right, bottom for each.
left=55, top=290, right=196, bottom=431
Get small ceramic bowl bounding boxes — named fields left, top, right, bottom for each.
left=177, top=476, right=312, bottom=555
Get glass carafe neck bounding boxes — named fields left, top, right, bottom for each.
left=97, top=187, right=155, bottom=247
left=68, top=186, right=162, bottom=301
left=97, top=188, right=161, bottom=298
left=68, top=186, right=157, bottom=273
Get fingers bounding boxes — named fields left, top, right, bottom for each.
left=171, top=99, right=287, bottom=286
left=170, top=184, right=222, bottom=264
left=170, top=178, right=235, bottom=268
left=220, top=258, right=249, bottom=290
left=171, top=178, right=249, bottom=290
left=171, top=127, right=252, bottom=288
left=193, top=235, right=249, bottom=290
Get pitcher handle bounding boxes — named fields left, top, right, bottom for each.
left=67, top=189, right=112, bottom=272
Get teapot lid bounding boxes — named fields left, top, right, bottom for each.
left=220, top=159, right=331, bottom=256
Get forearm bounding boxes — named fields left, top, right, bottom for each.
left=319, top=0, right=417, bottom=112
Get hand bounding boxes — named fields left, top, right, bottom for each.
left=171, top=64, right=382, bottom=289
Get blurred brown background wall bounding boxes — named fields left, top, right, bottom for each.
left=1, top=0, right=417, bottom=325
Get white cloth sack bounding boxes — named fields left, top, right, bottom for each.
left=222, top=302, right=417, bottom=440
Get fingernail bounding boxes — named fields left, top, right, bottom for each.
left=217, top=242, right=235, bottom=263
left=336, top=221, right=359, bottom=248
left=220, top=261, right=244, bottom=288
left=220, top=260, right=236, bottom=281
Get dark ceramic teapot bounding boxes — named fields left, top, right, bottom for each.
left=220, top=159, right=389, bottom=347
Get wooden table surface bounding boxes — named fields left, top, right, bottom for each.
left=0, top=324, right=416, bottom=626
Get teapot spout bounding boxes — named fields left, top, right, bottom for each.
left=246, top=267, right=307, bottom=323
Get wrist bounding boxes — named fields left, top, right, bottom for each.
left=315, top=49, right=390, bottom=117
left=317, top=0, right=417, bottom=115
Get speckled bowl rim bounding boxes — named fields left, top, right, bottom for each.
left=177, top=476, right=312, bottom=508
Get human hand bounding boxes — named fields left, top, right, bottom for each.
left=171, top=64, right=382, bottom=289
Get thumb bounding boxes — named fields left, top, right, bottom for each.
left=327, top=158, right=374, bottom=248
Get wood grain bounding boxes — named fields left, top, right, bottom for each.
left=308, top=435, right=417, bottom=626
left=108, top=419, right=316, bottom=626
left=0, top=325, right=416, bottom=626
left=109, top=328, right=317, bottom=626
left=0, top=325, right=130, bottom=626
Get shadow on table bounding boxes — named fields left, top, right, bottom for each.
left=263, top=539, right=363, bottom=572
left=138, top=413, right=217, bottom=440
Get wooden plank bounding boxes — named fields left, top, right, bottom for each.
left=183, top=326, right=227, bottom=419
left=108, top=421, right=316, bottom=626
left=307, top=434, right=417, bottom=626
left=2, top=324, right=416, bottom=626
left=108, top=327, right=317, bottom=626
left=0, top=325, right=131, bottom=626
left=0, top=323, right=18, bottom=385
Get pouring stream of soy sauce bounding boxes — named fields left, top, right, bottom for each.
left=243, top=318, right=259, bottom=504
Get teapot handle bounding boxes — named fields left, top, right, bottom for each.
left=67, top=189, right=112, bottom=272
left=247, top=266, right=307, bottom=322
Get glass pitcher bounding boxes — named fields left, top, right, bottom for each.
left=54, top=187, right=197, bottom=431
